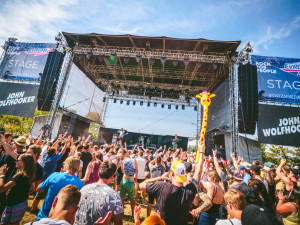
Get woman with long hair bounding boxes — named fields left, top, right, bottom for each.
left=0, top=154, right=36, bottom=224
left=82, top=151, right=102, bottom=184
left=198, top=170, right=224, bottom=225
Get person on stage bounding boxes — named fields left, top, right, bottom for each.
left=172, top=134, right=179, bottom=150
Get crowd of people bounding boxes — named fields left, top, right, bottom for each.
left=0, top=130, right=299, bottom=225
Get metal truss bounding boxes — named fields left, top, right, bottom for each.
left=229, top=62, right=239, bottom=155
left=73, top=45, right=228, bottom=63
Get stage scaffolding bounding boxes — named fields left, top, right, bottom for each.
left=46, top=32, right=241, bottom=149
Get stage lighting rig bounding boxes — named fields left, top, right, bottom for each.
left=140, top=101, right=143, bottom=106
left=147, top=102, right=150, bottom=107
left=168, top=105, right=171, bottom=109
left=127, top=101, right=130, bottom=105
left=161, top=104, right=164, bottom=108
left=113, top=99, right=117, bottom=103
left=175, top=105, right=179, bottom=110
left=120, top=100, right=123, bottom=104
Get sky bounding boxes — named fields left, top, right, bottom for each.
left=1, top=0, right=300, bottom=138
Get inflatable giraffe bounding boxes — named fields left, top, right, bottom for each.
left=195, top=91, right=216, bottom=163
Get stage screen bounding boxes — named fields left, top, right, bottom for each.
left=59, top=64, right=106, bottom=123
left=257, top=103, right=300, bottom=147
left=251, top=55, right=300, bottom=104
left=0, top=41, right=55, bottom=81
left=0, top=81, right=39, bottom=117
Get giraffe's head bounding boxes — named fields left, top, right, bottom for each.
left=196, top=91, right=216, bottom=107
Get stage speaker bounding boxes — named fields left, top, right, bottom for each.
left=238, top=63, right=258, bottom=134
left=38, top=51, right=64, bottom=111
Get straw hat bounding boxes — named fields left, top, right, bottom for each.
left=13, top=136, right=30, bottom=147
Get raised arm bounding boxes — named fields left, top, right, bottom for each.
left=36, top=130, right=44, bottom=146
left=212, top=149, right=222, bottom=176
left=230, top=152, right=239, bottom=170
left=84, top=134, right=91, bottom=145
left=2, top=143, right=18, bottom=160
left=276, top=159, right=293, bottom=186
left=193, top=143, right=205, bottom=183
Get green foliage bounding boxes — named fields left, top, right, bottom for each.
left=261, top=143, right=299, bottom=166
left=187, top=145, right=196, bottom=152
left=0, top=109, right=48, bottom=135
left=89, top=123, right=100, bottom=141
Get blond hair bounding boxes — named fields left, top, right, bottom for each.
left=224, top=189, right=246, bottom=210
left=207, top=170, right=220, bottom=184
left=57, top=185, right=81, bottom=209
left=64, top=156, right=80, bottom=173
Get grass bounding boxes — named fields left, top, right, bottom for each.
left=21, top=195, right=149, bottom=225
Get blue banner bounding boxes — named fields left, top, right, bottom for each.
left=251, top=55, right=300, bottom=104
left=0, top=42, right=55, bottom=81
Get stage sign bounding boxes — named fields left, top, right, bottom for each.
left=257, top=104, right=300, bottom=147
left=251, top=55, right=300, bottom=104
left=0, top=41, right=55, bottom=81
left=0, top=82, right=39, bottom=117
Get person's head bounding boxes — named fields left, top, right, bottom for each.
left=224, top=189, right=246, bottom=218
left=170, top=160, right=187, bottom=184
left=98, top=161, right=117, bottom=182
left=47, top=147, right=57, bottom=156
left=250, top=165, right=260, bottom=176
left=4, top=132, right=12, bottom=142
left=241, top=204, right=282, bottom=225
left=83, top=144, right=90, bottom=151
left=13, top=136, right=30, bottom=151
left=138, top=151, right=143, bottom=157
left=239, top=166, right=247, bottom=175
left=156, top=155, right=162, bottom=165
left=15, top=154, right=36, bottom=184
left=64, top=156, right=80, bottom=174
left=49, top=185, right=81, bottom=224
left=149, top=154, right=154, bottom=161
left=248, top=178, right=274, bottom=212
left=27, top=144, right=42, bottom=162
left=93, top=145, right=99, bottom=151
left=75, top=152, right=82, bottom=159
left=104, top=146, right=111, bottom=154
left=207, top=170, right=220, bottom=184
left=252, top=160, right=260, bottom=166
left=145, top=149, right=149, bottom=155
left=77, top=144, right=83, bottom=152
left=141, top=214, right=165, bottom=225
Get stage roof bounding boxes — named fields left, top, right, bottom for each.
left=62, top=32, right=240, bottom=97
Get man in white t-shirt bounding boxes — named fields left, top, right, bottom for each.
left=216, top=189, right=246, bottom=225
left=135, top=151, right=147, bottom=202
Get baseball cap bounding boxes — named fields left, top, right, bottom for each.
left=239, top=165, right=246, bottom=170
left=250, top=165, right=260, bottom=174
left=241, top=204, right=282, bottom=225
left=171, top=160, right=187, bottom=183
left=233, top=170, right=243, bottom=181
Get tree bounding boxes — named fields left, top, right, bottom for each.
left=261, top=143, right=299, bottom=166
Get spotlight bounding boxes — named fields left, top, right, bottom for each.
left=182, top=105, right=185, bottom=110
left=161, top=104, right=164, bottom=108
left=98, top=54, right=104, bottom=63
left=108, top=52, right=117, bottom=65
left=172, top=59, right=178, bottom=67
left=212, top=61, right=218, bottom=71
left=133, top=101, right=136, bottom=105
left=102, top=97, right=106, bottom=102
left=184, top=56, right=189, bottom=66
left=194, top=106, right=197, bottom=111
left=168, top=105, right=171, bottom=109
left=160, top=55, right=167, bottom=64
left=78, top=53, right=84, bottom=60
left=124, top=55, right=129, bottom=64
left=150, top=57, right=155, bottom=65
left=154, top=102, right=157, bottom=107
left=86, top=51, right=92, bottom=60
left=147, top=102, right=150, bottom=107
left=175, top=105, right=178, bottom=110
left=127, top=101, right=130, bottom=105
left=113, top=99, right=117, bottom=103
left=120, top=100, right=123, bottom=104
left=136, top=53, right=142, bottom=63
left=140, top=101, right=143, bottom=106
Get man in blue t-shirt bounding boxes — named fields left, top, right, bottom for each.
left=36, top=156, right=84, bottom=221
left=239, top=166, right=251, bottom=185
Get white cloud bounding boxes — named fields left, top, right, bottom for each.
left=252, top=16, right=300, bottom=53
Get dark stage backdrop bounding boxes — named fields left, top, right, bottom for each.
left=258, top=104, right=300, bottom=147
left=98, top=127, right=188, bottom=150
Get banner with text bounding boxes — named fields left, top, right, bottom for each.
left=0, top=41, right=55, bottom=81
left=251, top=55, right=300, bottom=104
left=0, top=82, right=39, bottom=117
left=258, top=104, right=300, bottom=147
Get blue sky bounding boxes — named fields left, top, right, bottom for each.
left=0, top=0, right=300, bottom=138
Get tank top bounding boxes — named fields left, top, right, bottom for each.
left=87, top=160, right=101, bottom=184
left=281, top=203, right=300, bottom=225
left=123, top=158, right=135, bottom=177
left=207, top=185, right=222, bottom=213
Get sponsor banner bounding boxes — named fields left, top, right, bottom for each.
left=0, top=42, right=55, bottom=81
left=251, top=55, right=300, bottom=104
left=258, top=104, right=300, bottom=147
left=0, top=82, right=39, bottom=117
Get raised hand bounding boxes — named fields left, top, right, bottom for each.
left=212, top=149, right=217, bottom=156
left=0, top=164, right=8, bottom=175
